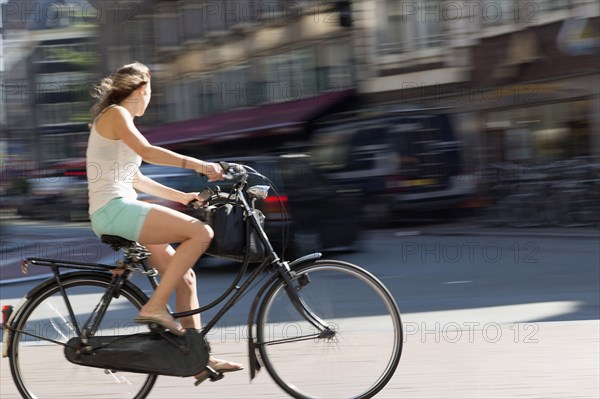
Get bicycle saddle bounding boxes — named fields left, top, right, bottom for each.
left=101, top=235, right=136, bottom=251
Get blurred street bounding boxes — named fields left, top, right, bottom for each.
left=0, top=219, right=598, bottom=398
left=1, top=0, right=599, bottom=397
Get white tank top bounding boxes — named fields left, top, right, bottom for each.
left=86, top=105, right=142, bottom=216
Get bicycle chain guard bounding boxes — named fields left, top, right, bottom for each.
left=64, top=328, right=210, bottom=377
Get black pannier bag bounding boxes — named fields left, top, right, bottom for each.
left=198, top=202, right=266, bottom=262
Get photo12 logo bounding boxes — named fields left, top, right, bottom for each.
left=403, top=321, right=540, bottom=344
left=393, top=1, right=539, bottom=24
left=2, top=1, right=142, bottom=24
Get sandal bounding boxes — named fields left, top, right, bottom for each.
left=134, top=312, right=185, bottom=336
left=194, top=358, right=244, bottom=386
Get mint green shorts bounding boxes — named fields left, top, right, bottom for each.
left=90, top=197, right=152, bottom=242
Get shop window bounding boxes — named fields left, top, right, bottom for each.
left=484, top=99, right=593, bottom=162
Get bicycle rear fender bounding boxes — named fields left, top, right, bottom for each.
left=2, top=298, right=26, bottom=358
left=246, top=253, right=322, bottom=380
left=2, top=272, right=147, bottom=358
left=22, top=271, right=115, bottom=301
left=2, top=272, right=109, bottom=358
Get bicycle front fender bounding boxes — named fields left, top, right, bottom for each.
left=246, top=271, right=280, bottom=381
left=288, top=252, right=322, bottom=268
left=246, top=253, right=322, bottom=379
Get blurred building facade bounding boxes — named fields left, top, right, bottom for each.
left=1, top=0, right=599, bottom=166
left=2, top=0, right=98, bottom=166
left=101, top=0, right=358, bottom=155
left=352, top=0, right=599, bottom=166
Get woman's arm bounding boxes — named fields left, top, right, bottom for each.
left=132, top=171, right=199, bottom=205
left=106, top=106, right=222, bottom=181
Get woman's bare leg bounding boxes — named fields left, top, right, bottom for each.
left=145, top=243, right=200, bottom=329
left=137, top=204, right=212, bottom=319
left=140, top=205, right=243, bottom=374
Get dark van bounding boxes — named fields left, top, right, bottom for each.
left=310, top=108, right=476, bottom=221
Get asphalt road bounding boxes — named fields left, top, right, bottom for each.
left=0, top=221, right=598, bottom=398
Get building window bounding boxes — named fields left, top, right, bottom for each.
left=318, top=41, right=352, bottom=90
left=203, top=1, right=228, bottom=33
left=539, top=0, right=570, bottom=12
left=292, top=48, right=318, bottom=97
left=40, top=132, right=87, bottom=162
left=38, top=102, right=89, bottom=125
left=480, top=0, right=519, bottom=26
left=123, top=20, right=152, bottom=62
left=155, top=14, right=179, bottom=47
left=224, top=0, right=260, bottom=27
left=378, top=0, right=444, bottom=54
left=181, top=5, right=205, bottom=40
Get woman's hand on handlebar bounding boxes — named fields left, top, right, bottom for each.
left=179, top=192, right=206, bottom=207
left=196, top=161, right=224, bottom=182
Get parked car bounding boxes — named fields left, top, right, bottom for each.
left=10, top=176, right=82, bottom=221
left=137, top=163, right=200, bottom=214
left=140, top=155, right=361, bottom=260
left=311, top=108, right=477, bottom=223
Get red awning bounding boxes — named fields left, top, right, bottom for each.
left=141, top=89, right=354, bottom=146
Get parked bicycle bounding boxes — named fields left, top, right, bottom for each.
left=479, top=159, right=600, bottom=228
left=2, top=162, right=403, bottom=399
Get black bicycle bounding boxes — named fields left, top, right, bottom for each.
left=2, top=163, right=403, bottom=399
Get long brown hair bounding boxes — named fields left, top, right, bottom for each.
left=90, top=62, right=151, bottom=122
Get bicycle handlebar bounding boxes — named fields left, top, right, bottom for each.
left=188, top=162, right=248, bottom=209
left=218, top=161, right=247, bottom=180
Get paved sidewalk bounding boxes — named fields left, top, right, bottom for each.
left=1, top=319, right=598, bottom=398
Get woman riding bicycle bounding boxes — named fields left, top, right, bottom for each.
left=87, top=61, right=242, bottom=383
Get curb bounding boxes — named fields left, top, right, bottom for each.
left=419, top=227, right=600, bottom=240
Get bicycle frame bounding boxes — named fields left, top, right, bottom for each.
left=173, top=177, right=333, bottom=338
left=10, top=169, right=333, bottom=379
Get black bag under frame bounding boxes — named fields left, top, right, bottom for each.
left=64, top=329, right=209, bottom=377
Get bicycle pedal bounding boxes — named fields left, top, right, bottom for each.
left=205, top=366, right=224, bottom=382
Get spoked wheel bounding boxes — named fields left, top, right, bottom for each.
left=7, top=273, right=157, bottom=399
left=256, top=260, right=403, bottom=399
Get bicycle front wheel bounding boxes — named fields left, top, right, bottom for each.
left=7, top=272, right=157, bottom=399
left=256, top=260, right=402, bottom=399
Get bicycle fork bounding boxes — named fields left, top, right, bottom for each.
left=239, top=188, right=334, bottom=339
left=275, top=261, right=335, bottom=339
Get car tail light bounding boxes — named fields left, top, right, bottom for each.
left=262, top=195, right=289, bottom=221
left=21, top=259, right=29, bottom=274
left=64, top=171, right=87, bottom=177
left=385, top=176, right=409, bottom=192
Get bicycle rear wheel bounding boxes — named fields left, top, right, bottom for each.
left=7, top=272, right=157, bottom=399
left=256, top=260, right=402, bottom=399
